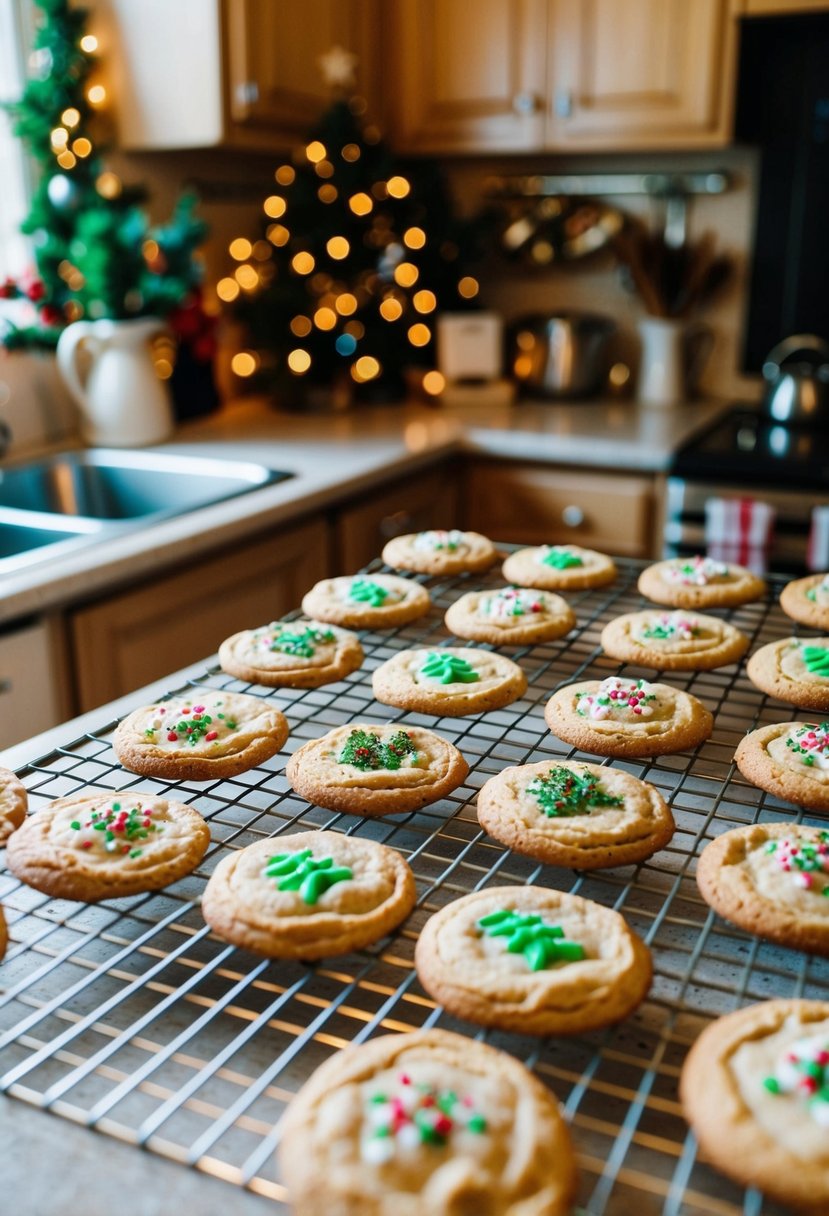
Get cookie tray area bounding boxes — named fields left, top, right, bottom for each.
left=0, top=555, right=823, bottom=1215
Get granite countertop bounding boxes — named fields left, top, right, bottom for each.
left=0, top=395, right=726, bottom=627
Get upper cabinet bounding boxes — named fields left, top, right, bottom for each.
left=386, top=0, right=740, bottom=153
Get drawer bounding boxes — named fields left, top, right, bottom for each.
left=463, top=462, right=655, bottom=557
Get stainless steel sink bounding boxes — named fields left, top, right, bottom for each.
left=0, top=449, right=292, bottom=575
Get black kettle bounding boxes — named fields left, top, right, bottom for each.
left=762, top=334, right=829, bottom=424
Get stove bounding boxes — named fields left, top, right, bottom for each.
left=671, top=406, right=829, bottom=488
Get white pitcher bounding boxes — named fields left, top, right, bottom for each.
left=637, top=316, right=713, bottom=408
left=56, top=317, right=175, bottom=446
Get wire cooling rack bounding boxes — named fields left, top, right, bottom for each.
left=1, top=555, right=825, bottom=1215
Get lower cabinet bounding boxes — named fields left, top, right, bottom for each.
left=0, top=616, right=72, bottom=750
left=463, top=460, right=656, bottom=557
left=70, top=516, right=329, bottom=712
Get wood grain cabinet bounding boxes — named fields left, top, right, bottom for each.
left=387, top=0, right=739, bottom=152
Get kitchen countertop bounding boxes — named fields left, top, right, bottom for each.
left=0, top=395, right=727, bottom=626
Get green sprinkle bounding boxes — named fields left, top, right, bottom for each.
left=763, top=1076, right=781, bottom=1094
left=70, top=820, right=81, bottom=831
left=338, top=728, right=417, bottom=771
left=527, top=766, right=623, bottom=818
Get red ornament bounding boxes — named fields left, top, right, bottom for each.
left=25, top=280, right=46, bottom=302
left=39, top=304, right=63, bottom=327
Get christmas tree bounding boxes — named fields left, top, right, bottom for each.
left=226, top=52, right=482, bottom=405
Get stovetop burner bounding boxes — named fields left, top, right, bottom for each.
left=672, top=405, right=829, bottom=488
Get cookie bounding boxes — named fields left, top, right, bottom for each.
left=414, top=885, right=651, bottom=1035
left=372, top=647, right=527, bottom=717
left=444, top=586, right=575, bottom=646
left=501, top=544, right=616, bottom=592
left=680, top=999, right=829, bottom=1212
left=477, top=759, right=675, bottom=870
left=544, top=675, right=714, bottom=758
left=201, top=829, right=415, bottom=959
left=5, top=790, right=210, bottom=901
left=781, top=572, right=829, bottom=631
left=113, top=691, right=288, bottom=781
left=301, top=574, right=430, bottom=630
left=747, top=637, right=829, bottom=711
left=601, top=609, right=749, bottom=671
left=697, top=822, right=829, bottom=956
left=638, top=556, right=766, bottom=608
left=286, top=724, right=468, bottom=817
left=0, top=904, right=6, bottom=962
left=381, top=529, right=496, bottom=576
left=219, top=618, right=363, bottom=688
left=278, top=1028, right=577, bottom=1216
left=735, top=720, right=829, bottom=811
left=0, top=767, right=27, bottom=845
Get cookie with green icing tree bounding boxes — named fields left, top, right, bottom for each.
left=736, top=720, right=829, bottom=812
left=218, top=616, right=364, bottom=688
left=697, top=821, right=829, bottom=956
left=381, top=529, right=497, bottom=576
left=638, top=555, right=766, bottom=608
left=286, top=723, right=468, bottom=817
left=201, top=829, right=415, bottom=959
left=5, top=789, right=210, bottom=902
left=371, top=646, right=527, bottom=717
left=477, top=759, right=674, bottom=870
left=414, top=884, right=651, bottom=1035
left=444, top=585, right=576, bottom=646
left=601, top=608, right=749, bottom=671
left=301, top=573, right=431, bottom=630
left=781, top=572, right=829, bottom=631
left=502, top=544, right=616, bottom=591
left=279, top=1028, right=577, bottom=1216
left=680, top=999, right=829, bottom=1211
left=747, top=636, right=829, bottom=711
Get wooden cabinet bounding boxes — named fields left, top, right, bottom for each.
left=0, top=617, right=72, bottom=750
left=70, top=517, right=329, bottom=712
left=333, top=465, right=460, bottom=573
left=462, top=461, right=655, bottom=557
left=387, top=0, right=738, bottom=152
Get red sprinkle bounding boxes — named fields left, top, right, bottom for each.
left=167, top=732, right=178, bottom=742
left=205, top=731, right=218, bottom=741
left=81, top=841, right=92, bottom=849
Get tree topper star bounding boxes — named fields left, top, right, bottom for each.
left=318, top=44, right=358, bottom=90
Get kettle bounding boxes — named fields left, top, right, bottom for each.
left=761, top=333, right=829, bottom=425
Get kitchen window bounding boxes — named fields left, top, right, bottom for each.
left=0, top=0, right=30, bottom=281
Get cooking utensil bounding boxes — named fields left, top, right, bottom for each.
left=762, top=333, right=829, bottom=425
left=509, top=313, right=616, bottom=399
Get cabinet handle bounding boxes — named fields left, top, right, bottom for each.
left=379, top=510, right=413, bottom=539
left=554, top=88, right=574, bottom=118
left=561, top=504, right=585, bottom=528
left=236, top=80, right=260, bottom=106
left=0, top=678, right=11, bottom=695
left=512, top=91, right=540, bottom=116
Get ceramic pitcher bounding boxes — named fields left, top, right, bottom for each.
left=637, top=316, right=713, bottom=408
left=56, top=317, right=174, bottom=446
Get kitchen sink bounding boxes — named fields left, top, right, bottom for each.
left=0, top=449, right=292, bottom=574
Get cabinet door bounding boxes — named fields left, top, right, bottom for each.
left=463, top=462, right=655, bottom=557
left=0, top=617, right=72, bottom=751
left=334, top=467, right=460, bottom=573
left=547, top=0, right=738, bottom=149
left=387, top=0, right=548, bottom=152
left=70, top=517, right=330, bottom=712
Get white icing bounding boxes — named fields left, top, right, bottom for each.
left=662, top=556, right=730, bottom=586
left=412, top=529, right=465, bottom=553
left=478, top=588, right=547, bottom=621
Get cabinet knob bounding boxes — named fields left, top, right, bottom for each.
left=512, top=91, right=540, bottom=116
left=236, top=80, right=260, bottom=106
left=0, top=678, right=11, bottom=695
left=554, top=88, right=574, bottom=118
left=561, top=504, right=584, bottom=528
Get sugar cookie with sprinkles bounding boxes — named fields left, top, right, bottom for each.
left=601, top=608, right=749, bottom=670
left=747, top=637, right=829, bottom=711
left=697, top=822, right=829, bottom=956
left=286, top=723, right=468, bottom=816
left=781, top=572, right=829, bottom=631
left=501, top=544, right=616, bottom=591
left=371, top=647, right=527, bottom=717
left=680, top=999, right=829, bottom=1211
left=5, top=790, right=210, bottom=901
left=476, top=759, right=674, bottom=870
left=218, top=617, right=363, bottom=688
left=0, top=904, right=6, bottom=962
left=381, top=529, right=496, bottom=576
left=638, top=555, right=766, bottom=608
left=444, top=585, right=576, bottom=646
left=113, top=691, right=288, bottom=780
left=278, top=1028, right=577, bottom=1216
left=736, top=720, right=829, bottom=811
left=201, top=829, right=415, bottom=959
left=544, top=675, right=713, bottom=757
left=414, top=885, right=651, bottom=1036
left=0, top=766, right=27, bottom=845
left=301, top=574, right=430, bottom=630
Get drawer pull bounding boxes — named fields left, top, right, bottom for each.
left=0, top=678, right=11, bottom=695
left=561, top=504, right=585, bottom=528
left=379, top=511, right=413, bottom=539
left=513, top=91, right=540, bottom=116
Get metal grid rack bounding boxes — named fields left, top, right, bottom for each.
left=1, top=555, right=825, bottom=1215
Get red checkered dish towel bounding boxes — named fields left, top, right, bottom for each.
left=704, top=497, right=775, bottom=574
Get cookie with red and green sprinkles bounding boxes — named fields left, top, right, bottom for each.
left=444, top=585, right=576, bottom=646
left=735, top=721, right=829, bottom=812
left=5, top=789, right=210, bottom=902
left=638, top=555, right=766, bottom=609
left=781, top=572, right=829, bottom=631
left=501, top=544, right=617, bottom=592
left=747, top=637, right=829, bottom=712
left=278, top=1028, right=577, bottom=1216
left=680, top=999, right=829, bottom=1211
left=113, top=691, right=288, bottom=781
left=381, top=529, right=497, bottom=576
left=697, top=822, right=829, bottom=956
left=219, top=617, right=364, bottom=689
left=300, top=573, right=431, bottom=630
